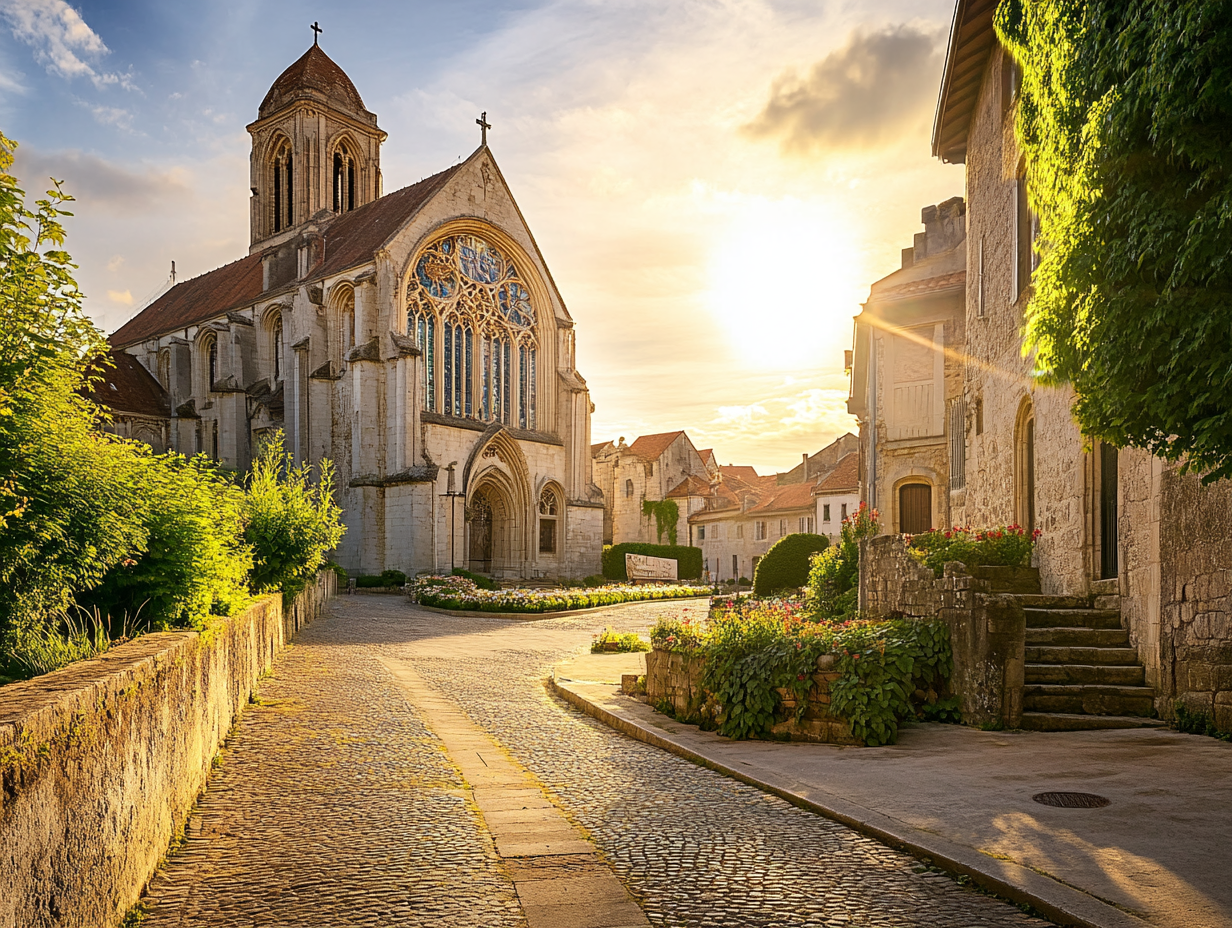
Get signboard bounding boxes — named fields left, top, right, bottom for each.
left=626, top=553, right=678, bottom=582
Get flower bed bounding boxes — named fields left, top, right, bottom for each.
left=406, top=576, right=707, bottom=614
left=906, top=524, right=1040, bottom=577
left=646, top=597, right=956, bottom=746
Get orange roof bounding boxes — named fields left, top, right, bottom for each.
left=86, top=350, right=170, bottom=418
left=666, top=474, right=712, bottom=499
left=816, top=452, right=859, bottom=493
left=747, top=482, right=816, bottom=515
left=259, top=44, right=369, bottom=121
left=111, top=165, right=461, bottom=348
left=720, top=464, right=759, bottom=481
left=591, top=441, right=614, bottom=456
left=626, top=431, right=685, bottom=462
left=875, top=270, right=966, bottom=302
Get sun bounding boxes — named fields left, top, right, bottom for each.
left=704, top=195, right=864, bottom=370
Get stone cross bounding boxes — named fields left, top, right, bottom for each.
left=311, top=21, right=322, bottom=45
left=476, top=111, right=491, bottom=146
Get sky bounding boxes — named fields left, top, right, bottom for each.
left=0, top=0, right=964, bottom=475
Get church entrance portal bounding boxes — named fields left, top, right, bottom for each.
left=469, top=493, right=493, bottom=572
left=468, top=479, right=523, bottom=576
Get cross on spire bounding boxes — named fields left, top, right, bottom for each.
left=476, top=111, right=491, bottom=147
left=311, top=21, right=322, bottom=45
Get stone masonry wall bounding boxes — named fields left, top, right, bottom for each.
left=643, top=649, right=858, bottom=745
left=0, top=571, right=335, bottom=928
left=859, top=535, right=1026, bottom=727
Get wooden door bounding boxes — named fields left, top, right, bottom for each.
left=899, top=484, right=932, bottom=535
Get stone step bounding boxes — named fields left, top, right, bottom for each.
left=970, top=565, right=1041, bottom=595
left=1025, top=662, right=1146, bottom=686
left=1090, top=578, right=1119, bottom=596
left=1094, top=594, right=1121, bottom=611
left=1024, top=608, right=1123, bottom=629
left=1009, top=594, right=1092, bottom=609
left=1025, top=626, right=1131, bottom=648
left=1023, top=684, right=1155, bottom=716
left=1025, top=645, right=1141, bottom=665
left=1020, top=712, right=1167, bottom=732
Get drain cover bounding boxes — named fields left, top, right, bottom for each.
left=1033, top=791, right=1110, bottom=809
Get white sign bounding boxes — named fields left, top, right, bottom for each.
left=626, top=553, right=678, bottom=581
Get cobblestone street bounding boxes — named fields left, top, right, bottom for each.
left=142, top=597, right=1055, bottom=928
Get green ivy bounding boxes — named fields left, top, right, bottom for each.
left=641, top=498, right=680, bottom=545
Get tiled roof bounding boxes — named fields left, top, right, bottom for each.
left=746, top=482, right=816, bottom=515
left=875, top=270, right=966, bottom=301
left=720, top=464, right=759, bottom=482
left=932, top=0, right=998, bottom=163
left=111, top=253, right=264, bottom=348
left=311, top=165, right=460, bottom=280
left=86, top=350, right=170, bottom=418
left=626, top=431, right=685, bottom=462
left=259, top=44, right=368, bottom=120
left=816, top=452, right=859, bottom=493
left=591, top=441, right=614, bottom=456
left=666, top=474, right=712, bottom=499
left=110, top=165, right=461, bottom=349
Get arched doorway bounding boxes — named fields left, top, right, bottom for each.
left=899, top=483, right=932, bottom=534
left=1015, top=400, right=1036, bottom=532
left=469, top=492, right=494, bottom=572
left=467, top=475, right=524, bottom=576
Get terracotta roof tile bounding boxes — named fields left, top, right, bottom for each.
left=111, top=253, right=264, bottom=348
left=110, top=165, right=461, bottom=348
left=720, top=464, right=759, bottom=482
left=259, top=45, right=368, bottom=120
left=666, top=474, right=712, bottom=499
left=875, top=269, right=966, bottom=301
left=626, top=431, right=685, bottom=462
left=86, top=350, right=170, bottom=418
left=816, top=452, right=859, bottom=493
left=746, top=482, right=816, bottom=515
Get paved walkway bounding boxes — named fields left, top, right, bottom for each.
left=554, top=654, right=1232, bottom=928
left=141, top=596, right=1053, bottom=928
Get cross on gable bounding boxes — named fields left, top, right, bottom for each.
left=476, top=111, right=491, bottom=146
left=311, top=21, right=322, bottom=45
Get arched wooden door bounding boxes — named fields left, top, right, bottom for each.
left=899, top=483, right=932, bottom=534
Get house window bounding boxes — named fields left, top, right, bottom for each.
left=841, top=503, right=848, bottom=520
left=949, top=397, right=966, bottom=490
left=799, top=516, right=814, bottom=533
left=778, top=519, right=787, bottom=537
left=625, top=479, right=634, bottom=498
left=755, top=521, right=766, bottom=541
left=823, top=504, right=831, bottom=522
left=736, top=524, right=743, bottom=539
left=698, top=525, right=706, bottom=541
left=732, top=554, right=738, bottom=578
left=538, top=487, right=558, bottom=554
left=712, top=523, right=719, bottom=539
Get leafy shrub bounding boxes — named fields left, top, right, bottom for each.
left=753, top=533, right=829, bottom=596
left=451, top=567, right=497, bottom=590
left=244, top=434, right=344, bottom=600
left=590, top=627, right=650, bottom=653
left=908, top=525, right=1040, bottom=577
left=0, top=606, right=122, bottom=681
left=601, top=543, right=703, bottom=581
left=408, top=576, right=704, bottom=613
left=326, top=562, right=349, bottom=584
left=583, top=574, right=608, bottom=587
left=83, top=453, right=252, bottom=631
left=379, top=569, right=407, bottom=587
left=355, top=575, right=386, bottom=588
left=649, top=616, right=709, bottom=652
left=806, top=502, right=878, bottom=618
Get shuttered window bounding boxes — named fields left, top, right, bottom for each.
left=949, top=398, right=966, bottom=490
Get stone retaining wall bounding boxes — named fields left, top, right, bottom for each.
left=643, top=649, right=858, bottom=745
left=858, top=535, right=1026, bottom=728
left=0, top=571, right=335, bottom=928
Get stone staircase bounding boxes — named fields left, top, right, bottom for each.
left=1013, top=577, right=1163, bottom=731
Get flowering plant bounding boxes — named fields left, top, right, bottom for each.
left=906, top=524, right=1041, bottom=577
left=406, top=576, right=706, bottom=614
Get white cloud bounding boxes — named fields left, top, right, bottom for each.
left=0, top=0, right=133, bottom=90
left=89, top=103, right=132, bottom=129
left=106, top=288, right=132, bottom=305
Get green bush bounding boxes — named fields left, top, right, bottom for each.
left=591, top=627, right=650, bottom=653
left=451, top=567, right=497, bottom=590
left=583, top=574, right=608, bottom=587
left=355, top=575, right=385, bottom=588
left=83, top=453, right=252, bottom=631
left=908, top=525, right=1039, bottom=578
left=601, top=543, right=703, bottom=581
left=326, top=562, right=348, bottom=584
left=379, top=569, right=407, bottom=587
left=243, top=434, right=344, bottom=601
left=806, top=502, right=878, bottom=618
left=753, top=533, right=829, bottom=596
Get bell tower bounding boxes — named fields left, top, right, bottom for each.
left=246, top=38, right=386, bottom=250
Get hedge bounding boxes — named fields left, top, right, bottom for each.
left=753, top=533, right=829, bottom=596
left=601, top=543, right=703, bottom=581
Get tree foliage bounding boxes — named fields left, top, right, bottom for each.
left=997, top=0, right=1232, bottom=480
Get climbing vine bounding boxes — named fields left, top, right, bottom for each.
left=641, top=498, right=679, bottom=545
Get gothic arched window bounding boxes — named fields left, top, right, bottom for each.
left=405, top=234, right=538, bottom=427
left=333, top=143, right=355, bottom=214
left=205, top=335, right=218, bottom=391
left=271, top=140, right=293, bottom=233
left=538, top=486, right=559, bottom=554
left=271, top=314, right=284, bottom=382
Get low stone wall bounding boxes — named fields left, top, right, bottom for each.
left=859, top=535, right=1025, bottom=728
left=643, top=649, right=858, bottom=745
left=0, top=571, right=335, bottom=928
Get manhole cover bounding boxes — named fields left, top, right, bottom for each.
left=1033, top=791, right=1110, bottom=809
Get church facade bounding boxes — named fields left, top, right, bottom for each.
left=109, top=43, right=604, bottom=579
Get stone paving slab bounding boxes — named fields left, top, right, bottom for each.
left=551, top=673, right=1232, bottom=928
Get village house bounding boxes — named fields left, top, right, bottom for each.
left=857, top=0, right=1232, bottom=727
left=104, top=42, right=603, bottom=579
left=847, top=198, right=966, bottom=534
left=591, top=431, right=711, bottom=545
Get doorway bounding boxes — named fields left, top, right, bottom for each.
left=899, top=483, right=932, bottom=534
left=1099, top=443, right=1118, bottom=579
left=468, top=492, right=493, bottom=572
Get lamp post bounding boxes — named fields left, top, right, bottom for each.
left=443, top=462, right=462, bottom=572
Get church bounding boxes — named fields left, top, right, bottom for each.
left=107, top=40, right=604, bottom=580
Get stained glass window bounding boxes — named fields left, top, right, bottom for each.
left=405, top=233, right=537, bottom=423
